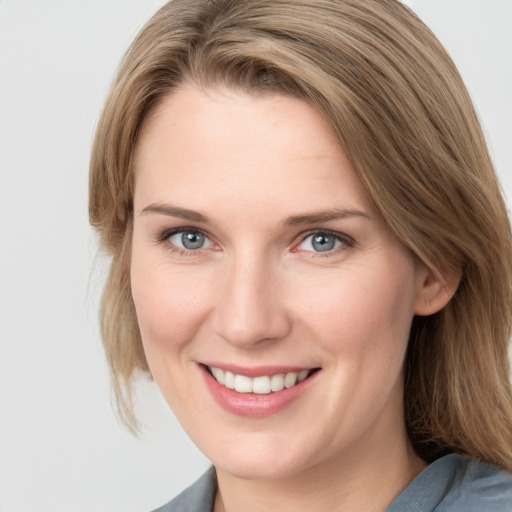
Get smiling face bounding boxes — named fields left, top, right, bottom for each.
left=131, top=85, right=433, bottom=481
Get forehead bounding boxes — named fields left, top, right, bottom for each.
left=132, top=85, right=373, bottom=217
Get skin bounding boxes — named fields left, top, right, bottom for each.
left=130, top=85, right=455, bottom=511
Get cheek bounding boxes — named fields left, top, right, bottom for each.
left=130, top=249, right=213, bottom=356
left=291, top=259, right=417, bottom=360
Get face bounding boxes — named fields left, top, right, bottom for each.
left=131, top=86, right=429, bottom=480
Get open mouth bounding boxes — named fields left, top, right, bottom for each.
left=204, top=365, right=321, bottom=394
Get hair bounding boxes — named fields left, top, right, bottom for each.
left=89, top=0, right=512, bottom=469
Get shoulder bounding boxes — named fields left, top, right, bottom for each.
left=150, top=467, right=217, bottom=512
left=388, top=454, right=512, bottom=512
left=438, top=456, right=512, bottom=511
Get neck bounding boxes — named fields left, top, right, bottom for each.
left=214, top=416, right=425, bottom=512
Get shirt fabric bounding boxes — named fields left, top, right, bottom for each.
left=151, top=454, right=512, bottom=512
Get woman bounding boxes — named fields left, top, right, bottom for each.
left=89, top=0, right=512, bottom=510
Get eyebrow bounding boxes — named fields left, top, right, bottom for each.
left=283, top=208, right=371, bottom=226
left=141, top=203, right=209, bottom=222
left=141, top=203, right=371, bottom=226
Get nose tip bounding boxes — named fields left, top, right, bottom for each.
left=213, top=260, right=291, bottom=348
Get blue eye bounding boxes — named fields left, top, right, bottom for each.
left=298, top=232, right=345, bottom=253
left=168, top=230, right=212, bottom=251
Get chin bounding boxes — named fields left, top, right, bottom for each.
left=202, top=433, right=320, bottom=481
left=215, top=456, right=306, bottom=481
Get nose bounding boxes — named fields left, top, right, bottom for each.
left=213, top=253, right=292, bottom=348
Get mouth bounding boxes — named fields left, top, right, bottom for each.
left=200, top=363, right=322, bottom=417
left=204, top=364, right=321, bottom=394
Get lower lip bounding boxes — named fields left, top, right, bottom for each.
left=200, top=365, right=319, bottom=418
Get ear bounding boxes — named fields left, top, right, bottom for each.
left=414, top=264, right=461, bottom=317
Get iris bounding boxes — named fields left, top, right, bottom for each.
left=181, top=231, right=205, bottom=250
left=311, top=233, right=336, bottom=252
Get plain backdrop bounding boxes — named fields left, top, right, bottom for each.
left=0, top=1, right=511, bottom=511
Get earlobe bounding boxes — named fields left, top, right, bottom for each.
left=414, top=265, right=462, bottom=317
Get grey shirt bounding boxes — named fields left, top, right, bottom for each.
left=152, top=454, right=512, bottom=511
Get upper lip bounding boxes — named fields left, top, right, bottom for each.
left=201, top=362, right=318, bottom=378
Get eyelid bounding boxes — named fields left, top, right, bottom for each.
left=154, top=226, right=354, bottom=256
left=155, top=226, right=217, bottom=253
left=293, top=229, right=355, bottom=254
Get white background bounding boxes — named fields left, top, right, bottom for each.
left=0, top=1, right=511, bottom=511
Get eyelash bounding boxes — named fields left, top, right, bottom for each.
left=155, top=227, right=355, bottom=257
left=294, top=230, right=355, bottom=257
left=155, top=227, right=214, bottom=257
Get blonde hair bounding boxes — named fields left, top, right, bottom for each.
left=89, top=0, right=512, bottom=468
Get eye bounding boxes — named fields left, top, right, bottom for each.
left=167, top=229, right=213, bottom=251
left=297, top=231, right=350, bottom=254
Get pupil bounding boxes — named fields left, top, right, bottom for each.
left=182, top=232, right=205, bottom=250
left=312, top=234, right=335, bottom=252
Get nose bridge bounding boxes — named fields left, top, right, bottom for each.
left=214, top=248, right=290, bottom=347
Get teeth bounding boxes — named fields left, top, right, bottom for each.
left=252, top=376, right=271, bottom=394
left=270, top=373, right=284, bottom=392
left=225, top=371, right=235, bottom=390
left=212, top=367, right=225, bottom=385
left=208, top=366, right=312, bottom=394
left=298, top=369, right=309, bottom=382
left=284, top=372, right=297, bottom=388
left=234, top=374, right=253, bottom=393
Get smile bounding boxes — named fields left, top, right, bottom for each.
left=207, top=366, right=316, bottom=394
left=201, top=364, right=321, bottom=417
